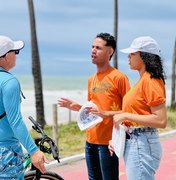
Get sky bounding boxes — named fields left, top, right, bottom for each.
left=0, top=0, right=176, bottom=78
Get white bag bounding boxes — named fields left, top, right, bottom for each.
left=112, top=124, right=126, bottom=158
left=77, top=101, right=103, bottom=131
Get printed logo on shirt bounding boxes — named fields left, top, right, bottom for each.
left=92, top=82, right=111, bottom=93
left=110, top=102, right=120, bottom=111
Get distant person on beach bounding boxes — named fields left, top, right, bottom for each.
left=103, top=36, right=166, bottom=180
left=58, top=32, right=130, bottom=180
left=0, top=35, right=47, bottom=179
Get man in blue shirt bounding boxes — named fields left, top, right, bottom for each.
left=0, top=35, right=47, bottom=179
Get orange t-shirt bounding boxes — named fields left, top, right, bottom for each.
left=123, top=72, right=166, bottom=127
left=86, top=67, right=130, bottom=145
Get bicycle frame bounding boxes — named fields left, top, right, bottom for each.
left=23, top=154, right=31, bottom=170
left=23, top=116, right=64, bottom=180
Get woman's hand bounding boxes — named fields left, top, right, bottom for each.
left=113, top=113, right=127, bottom=127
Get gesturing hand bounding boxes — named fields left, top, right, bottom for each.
left=57, top=97, right=81, bottom=111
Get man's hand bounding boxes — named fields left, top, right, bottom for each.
left=30, top=150, right=48, bottom=174
left=108, top=140, right=114, bottom=156
left=58, top=97, right=81, bottom=111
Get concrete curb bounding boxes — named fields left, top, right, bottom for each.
left=46, top=130, right=176, bottom=170
left=46, top=153, right=85, bottom=170
left=159, top=129, right=176, bottom=138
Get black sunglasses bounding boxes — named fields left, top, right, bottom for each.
left=8, top=50, right=20, bottom=55
left=0, top=50, right=20, bottom=58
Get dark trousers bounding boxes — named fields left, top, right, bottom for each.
left=85, top=141, right=119, bottom=180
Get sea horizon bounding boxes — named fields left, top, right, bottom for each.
left=17, top=74, right=172, bottom=90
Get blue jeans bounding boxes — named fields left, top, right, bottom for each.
left=0, top=143, right=24, bottom=179
left=124, top=128, right=162, bottom=180
left=85, top=141, right=119, bottom=180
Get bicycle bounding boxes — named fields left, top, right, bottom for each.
left=23, top=116, right=64, bottom=180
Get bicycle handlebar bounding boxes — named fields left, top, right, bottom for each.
left=28, top=116, right=60, bottom=163
left=48, top=140, right=59, bottom=160
left=28, top=116, right=45, bottom=136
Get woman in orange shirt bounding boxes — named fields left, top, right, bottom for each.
left=112, top=36, right=167, bottom=180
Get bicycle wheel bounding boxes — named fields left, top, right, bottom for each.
left=24, top=170, right=64, bottom=180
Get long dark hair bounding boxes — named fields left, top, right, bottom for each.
left=140, top=52, right=166, bottom=84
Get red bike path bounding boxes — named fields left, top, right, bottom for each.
left=50, top=134, right=176, bottom=180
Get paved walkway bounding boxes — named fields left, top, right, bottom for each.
left=47, top=132, right=176, bottom=180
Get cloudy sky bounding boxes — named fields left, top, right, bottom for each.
left=0, top=0, right=175, bottom=78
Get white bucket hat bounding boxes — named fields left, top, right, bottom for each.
left=120, top=36, right=161, bottom=57
left=0, top=35, right=24, bottom=57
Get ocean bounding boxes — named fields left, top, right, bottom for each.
left=17, top=75, right=88, bottom=128
left=16, top=75, right=172, bottom=129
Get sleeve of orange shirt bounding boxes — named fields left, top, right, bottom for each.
left=142, top=77, right=166, bottom=107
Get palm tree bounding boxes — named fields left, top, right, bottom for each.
left=27, top=0, right=46, bottom=127
left=113, top=0, right=118, bottom=69
left=171, top=38, right=176, bottom=108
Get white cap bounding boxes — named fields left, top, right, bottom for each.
left=120, top=36, right=161, bottom=56
left=0, top=35, right=24, bottom=57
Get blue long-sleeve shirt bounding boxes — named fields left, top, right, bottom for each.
left=0, top=67, right=38, bottom=155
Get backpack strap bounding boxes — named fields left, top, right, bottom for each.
left=0, top=70, right=25, bottom=119
left=0, top=112, right=6, bottom=119
left=0, top=70, right=8, bottom=119
left=0, top=69, right=26, bottom=99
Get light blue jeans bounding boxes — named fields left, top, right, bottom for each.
left=0, top=143, right=24, bottom=179
left=124, top=128, right=162, bottom=180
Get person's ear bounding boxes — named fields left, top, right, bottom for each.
left=109, top=47, right=114, bottom=57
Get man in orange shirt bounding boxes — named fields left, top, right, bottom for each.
left=58, top=33, right=130, bottom=180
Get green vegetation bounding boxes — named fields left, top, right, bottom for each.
left=30, top=108, right=176, bottom=158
